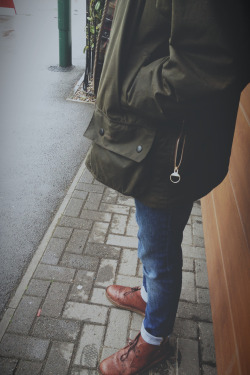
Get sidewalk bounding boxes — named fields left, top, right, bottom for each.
left=0, top=162, right=217, bottom=375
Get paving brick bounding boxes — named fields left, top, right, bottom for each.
left=131, top=312, right=143, bottom=331
left=71, top=370, right=96, bottom=375
left=7, top=295, right=42, bottom=334
left=110, top=214, right=127, bottom=234
left=148, top=337, right=177, bottom=375
left=100, top=203, right=130, bottom=215
left=126, top=224, right=138, bottom=237
left=128, top=329, right=140, bottom=341
left=53, top=226, right=73, bottom=239
left=182, top=271, right=195, bottom=288
left=95, top=259, right=117, bottom=287
left=74, top=324, right=105, bottom=367
left=61, top=253, right=99, bottom=272
left=102, top=188, right=118, bottom=204
left=173, top=318, right=198, bottom=339
left=177, top=301, right=212, bottom=322
left=43, top=341, right=74, bottom=375
left=0, top=333, right=49, bottom=361
left=117, top=196, right=135, bottom=206
left=80, top=169, right=94, bottom=183
left=183, top=257, right=194, bottom=272
left=59, top=216, right=92, bottom=230
left=119, top=249, right=138, bottom=276
left=89, top=221, right=109, bottom=244
left=69, top=270, right=95, bottom=301
left=65, top=229, right=89, bottom=254
left=85, top=243, right=121, bottom=259
left=34, top=264, right=75, bottom=282
left=42, top=282, right=70, bottom=318
left=0, top=358, right=17, bottom=375
left=25, top=279, right=51, bottom=297
left=88, top=222, right=109, bottom=243
left=195, top=260, right=209, bottom=288
left=107, top=234, right=138, bottom=249
left=15, top=360, right=42, bottom=375
left=202, top=365, right=217, bottom=375
left=191, top=205, right=202, bottom=218
left=80, top=210, right=112, bottom=222
left=65, top=197, right=84, bottom=217
left=193, top=235, right=205, bottom=247
left=183, top=224, right=193, bottom=246
left=116, top=275, right=143, bottom=288
left=63, top=302, right=108, bottom=324
left=90, top=288, right=112, bottom=306
left=84, top=192, right=103, bottom=210
left=137, top=262, right=143, bottom=277
left=74, top=269, right=95, bottom=283
left=100, top=347, right=117, bottom=362
left=41, top=238, right=67, bottom=265
left=180, top=288, right=196, bottom=303
left=32, top=316, right=81, bottom=341
left=149, top=359, right=177, bottom=375
left=177, top=338, right=200, bottom=375
left=72, top=190, right=88, bottom=200
left=180, top=272, right=196, bottom=302
left=127, top=207, right=137, bottom=227
left=199, top=322, right=216, bottom=364
left=182, top=244, right=206, bottom=259
left=76, top=182, right=105, bottom=193
left=69, top=271, right=95, bottom=302
left=104, top=308, right=130, bottom=349
left=197, top=288, right=211, bottom=305
left=192, top=217, right=204, bottom=238
left=69, top=285, right=90, bottom=302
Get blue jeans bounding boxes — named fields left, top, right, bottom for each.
left=135, top=199, right=193, bottom=345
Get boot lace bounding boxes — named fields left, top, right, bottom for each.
left=120, top=333, right=140, bottom=362
left=124, top=287, right=141, bottom=296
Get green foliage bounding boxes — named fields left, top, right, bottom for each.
left=85, top=0, right=105, bottom=52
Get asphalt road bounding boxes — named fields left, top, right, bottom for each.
left=0, top=0, right=93, bottom=315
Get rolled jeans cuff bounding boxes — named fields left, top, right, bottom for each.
left=141, top=285, right=148, bottom=303
left=141, top=321, right=164, bottom=346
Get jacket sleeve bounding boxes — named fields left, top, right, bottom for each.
left=125, top=1, right=250, bottom=123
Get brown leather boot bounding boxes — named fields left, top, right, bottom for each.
left=106, top=285, right=146, bottom=316
left=99, top=333, right=169, bottom=375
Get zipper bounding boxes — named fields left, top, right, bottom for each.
left=170, top=121, right=186, bottom=184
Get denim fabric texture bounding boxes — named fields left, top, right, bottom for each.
left=135, top=199, right=193, bottom=344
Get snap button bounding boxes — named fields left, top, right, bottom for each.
left=99, top=128, right=104, bottom=136
left=136, top=145, right=143, bottom=153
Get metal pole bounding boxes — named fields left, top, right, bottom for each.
left=83, top=0, right=90, bottom=90
left=58, top=0, right=72, bottom=67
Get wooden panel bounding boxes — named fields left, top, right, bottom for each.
left=240, top=83, right=250, bottom=123
left=201, top=195, right=240, bottom=375
left=229, top=101, right=250, bottom=247
left=202, top=84, right=250, bottom=375
left=213, top=178, right=250, bottom=375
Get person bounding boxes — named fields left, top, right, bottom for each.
left=84, top=1, right=250, bottom=374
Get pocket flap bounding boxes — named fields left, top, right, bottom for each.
left=84, top=109, right=156, bottom=163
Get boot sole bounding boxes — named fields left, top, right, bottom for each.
left=105, top=291, right=145, bottom=317
left=98, top=351, right=169, bottom=375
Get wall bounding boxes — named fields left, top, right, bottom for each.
left=201, top=84, right=250, bottom=375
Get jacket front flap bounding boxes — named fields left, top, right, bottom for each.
left=84, top=108, right=156, bottom=163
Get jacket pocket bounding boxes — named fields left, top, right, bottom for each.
left=84, top=109, right=156, bottom=196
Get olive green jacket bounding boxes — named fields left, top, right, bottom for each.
left=84, top=0, right=249, bottom=208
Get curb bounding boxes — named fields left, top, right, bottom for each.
left=0, top=159, right=88, bottom=341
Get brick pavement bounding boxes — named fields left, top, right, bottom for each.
left=0, top=166, right=217, bottom=375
